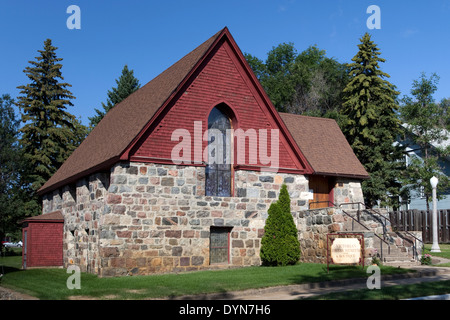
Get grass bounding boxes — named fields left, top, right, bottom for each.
left=302, top=280, right=450, bottom=300
left=423, top=243, right=450, bottom=266
left=302, top=243, right=450, bottom=300
left=0, top=252, right=413, bottom=300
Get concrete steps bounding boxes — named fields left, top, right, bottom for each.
left=339, top=210, right=422, bottom=267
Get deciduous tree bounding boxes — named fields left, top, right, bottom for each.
left=400, top=73, right=450, bottom=210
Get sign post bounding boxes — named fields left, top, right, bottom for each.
left=327, top=233, right=364, bottom=273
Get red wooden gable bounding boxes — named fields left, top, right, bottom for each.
left=122, top=28, right=313, bottom=175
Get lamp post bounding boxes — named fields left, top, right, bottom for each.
left=430, top=176, right=441, bottom=253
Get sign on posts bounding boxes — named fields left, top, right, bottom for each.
left=327, top=233, right=364, bottom=273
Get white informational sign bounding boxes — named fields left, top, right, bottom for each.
left=330, top=238, right=361, bottom=264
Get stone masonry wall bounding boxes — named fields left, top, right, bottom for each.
left=42, top=161, right=366, bottom=276
left=42, top=172, right=109, bottom=273
left=99, top=162, right=309, bottom=276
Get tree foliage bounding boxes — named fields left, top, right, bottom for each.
left=400, top=72, right=450, bottom=210
left=260, top=185, right=300, bottom=266
left=89, top=65, right=141, bottom=128
left=16, top=39, right=86, bottom=195
left=0, top=94, right=23, bottom=241
left=340, top=33, right=404, bottom=208
left=245, top=44, right=348, bottom=116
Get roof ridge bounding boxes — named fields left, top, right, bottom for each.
left=279, top=112, right=337, bottom=122
left=38, top=28, right=225, bottom=195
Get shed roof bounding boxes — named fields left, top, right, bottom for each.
left=22, top=211, right=64, bottom=222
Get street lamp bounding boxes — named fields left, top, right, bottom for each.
left=430, top=176, right=441, bottom=253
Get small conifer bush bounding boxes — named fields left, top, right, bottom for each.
left=260, top=184, right=301, bottom=266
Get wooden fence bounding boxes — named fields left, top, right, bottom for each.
left=389, top=209, right=450, bottom=243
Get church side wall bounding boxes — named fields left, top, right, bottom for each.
left=41, top=162, right=366, bottom=276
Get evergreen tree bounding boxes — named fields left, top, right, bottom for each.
left=16, top=39, right=84, bottom=194
left=341, top=33, right=404, bottom=208
left=260, top=184, right=300, bottom=266
left=89, top=65, right=140, bottom=128
left=0, top=94, right=23, bottom=242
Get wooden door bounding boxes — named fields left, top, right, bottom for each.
left=309, top=176, right=333, bottom=209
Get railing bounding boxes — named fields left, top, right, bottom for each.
left=339, top=205, right=391, bottom=262
left=339, top=202, right=423, bottom=261
left=308, top=200, right=425, bottom=262
left=308, top=201, right=391, bottom=262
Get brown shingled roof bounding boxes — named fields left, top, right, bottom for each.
left=21, top=210, right=64, bottom=222
left=279, top=113, right=369, bottom=179
left=38, top=28, right=224, bottom=195
left=38, top=28, right=368, bottom=195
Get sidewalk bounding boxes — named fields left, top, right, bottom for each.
left=170, top=266, right=450, bottom=300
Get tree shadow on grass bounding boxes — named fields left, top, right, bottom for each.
left=290, top=264, right=368, bottom=285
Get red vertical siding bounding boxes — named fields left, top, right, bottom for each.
left=130, top=41, right=304, bottom=171
left=24, top=222, right=63, bottom=267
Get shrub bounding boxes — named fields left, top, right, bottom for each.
left=260, top=184, right=301, bottom=266
left=420, top=254, right=432, bottom=265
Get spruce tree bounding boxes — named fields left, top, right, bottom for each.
left=260, top=184, right=300, bottom=266
left=16, top=39, right=83, bottom=193
left=341, top=33, right=404, bottom=208
left=89, top=65, right=140, bottom=128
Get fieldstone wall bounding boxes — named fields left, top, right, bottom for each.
left=42, top=161, right=366, bottom=276
left=298, top=207, right=342, bottom=264
left=334, top=178, right=365, bottom=208
left=42, top=172, right=109, bottom=273
left=98, top=162, right=309, bottom=276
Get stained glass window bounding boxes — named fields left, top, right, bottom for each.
left=205, top=106, right=231, bottom=197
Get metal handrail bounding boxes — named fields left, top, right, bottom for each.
left=339, top=202, right=423, bottom=261
left=340, top=209, right=391, bottom=261
left=307, top=200, right=422, bottom=261
left=368, top=207, right=422, bottom=261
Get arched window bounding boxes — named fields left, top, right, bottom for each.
left=205, top=106, right=232, bottom=197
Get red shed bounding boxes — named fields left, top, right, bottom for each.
left=21, top=211, right=64, bottom=269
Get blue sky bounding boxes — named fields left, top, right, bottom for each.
left=1, top=0, right=449, bottom=126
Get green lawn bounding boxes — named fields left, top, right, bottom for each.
left=0, top=253, right=412, bottom=300
left=302, top=243, right=450, bottom=300
left=423, top=243, right=450, bottom=258
left=303, top=280, right=450, bottom=300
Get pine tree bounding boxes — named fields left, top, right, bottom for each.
left=341, top=33, right=404, bottom=208
left=16, top=39, right=84, bottom=193
left=89, top=65, right=140, bottom=128
left=260, top=184, right=300, bottom=266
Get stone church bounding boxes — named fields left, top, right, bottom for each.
left=37, top=27, right=368, bottom=276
